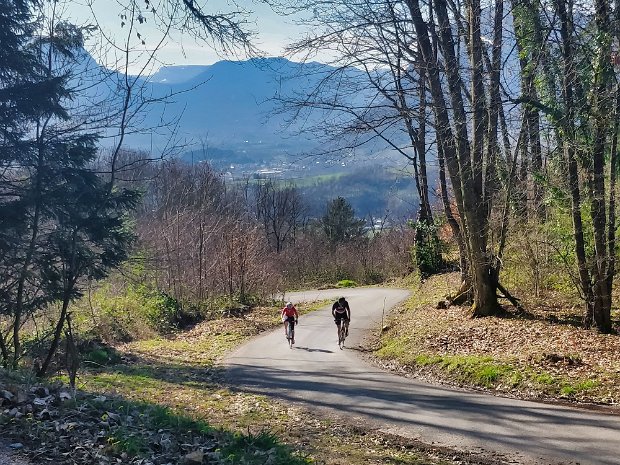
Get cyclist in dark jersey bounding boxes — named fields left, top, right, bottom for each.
left=331, top=297, right=351, bottom=340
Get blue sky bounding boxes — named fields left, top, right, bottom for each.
left=68, top=0, right=309, bottom=73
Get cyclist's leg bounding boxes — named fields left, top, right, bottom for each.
left=290, top=317, right=295, bottom=344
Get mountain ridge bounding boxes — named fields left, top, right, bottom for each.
left=122, top=56, right=349, bottom=155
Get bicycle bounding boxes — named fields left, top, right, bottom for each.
left=338, top=319, right=349, bottom=349
left=285, top=318, right=296, bottom=349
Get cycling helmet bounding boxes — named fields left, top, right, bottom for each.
left=338, top=297, right=346, bottom=303
left=286, top=302, right=293, bottom=308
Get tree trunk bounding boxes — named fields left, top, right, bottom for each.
left=38, top=230, right=79, bottom=377
left=416, top=65, right=433, bottom=225
left=0, top=331, right=8, bottom=368
left=470, top=259, right=500, bottom=316
left=411, top=62, right=442, bottom=276
left=198, top=220, right=204, bottom=300
left=590, top=0, right=613, bottom=333
left=38, top=285, right=73, bottom=377
left=438, top=143, right=468, bottom=284
left=498, top=114, right=527, bottom=261
left=512, top=0, right=549, bottom=221
left=483, top=0, right=503, bottom=222
left=13, top=134, right=45, bottom=369
left=555, top=0, right=595, bottom=325
left=605, top=85, right=619, bottom=308
left=407, top=0, right=500, bottom=314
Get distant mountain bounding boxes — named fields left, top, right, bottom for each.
left=121, top=57, right=370, bottom=158
left=67, top=51, right=425, bottom=216
left=64, top=49, right=412, bottom=172
left=149, top=65, right=212, bottom=85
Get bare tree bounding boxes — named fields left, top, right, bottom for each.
left=254, top=179, right=306, bottom=253
left=403, top=0, right=503, bottom=314
left=267, top=0, right=445, bottom=274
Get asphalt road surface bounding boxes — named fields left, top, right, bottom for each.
left=224, top=288, right=620, bottom=465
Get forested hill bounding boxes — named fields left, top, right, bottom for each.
left=102, top=57, right=404, bottom=160
left=291, top=167, right=423, bottom=219
left=67, top=51, right=415, bottom=177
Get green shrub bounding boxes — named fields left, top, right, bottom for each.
left=83, top=347, right=121, bottom=366
left=74, top=283, right=190, bottom=341
left=137, top=287, right=182, bottom=333
left=336, top=279, right=358, bottom=288
left=534, top=372, right=555, bottom=385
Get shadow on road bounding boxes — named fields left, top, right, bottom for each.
left=294, top=346, right=335, bottom=353
left=224, top=362, right=620, bottom=465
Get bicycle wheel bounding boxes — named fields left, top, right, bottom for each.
left=287, top=321, right=294, bottom=348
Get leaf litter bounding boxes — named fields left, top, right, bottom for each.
left=2, top=300, right=518, bottom=464
left=371, top=272, right=620, bottom=407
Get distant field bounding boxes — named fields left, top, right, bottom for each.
left=287, top=172, right=345, bottom=187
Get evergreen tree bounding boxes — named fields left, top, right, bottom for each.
left=36, top=152, right=139, bottom=376
left=321, top=197, right=365, bottom=244
left=0, top=0, right=69, bottom=366
left=0, top=2, right=139, bottom=369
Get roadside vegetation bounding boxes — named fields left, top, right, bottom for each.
left=375, top=271, right=620, bottom=407
left=2, top=300, right=498, bottom=465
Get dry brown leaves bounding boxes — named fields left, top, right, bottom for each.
left=0, top=378, right=246, bottom=465
left=380, top=272, right=620, bottom=406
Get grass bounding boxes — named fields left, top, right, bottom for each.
left=560, top=379, right=600, bottom=396
left=5, top=300, right=349, bottom=465
left=298, top=299, right=334, bottom=315
left=2, top=373, right=311, bottom=465
left=55, top=299, right=465, bottom=465
left=379, top=341, right=604, bottom=398
left=373, top=272, right=619, bottom=405
left=13, top=276, right=615, bottom=465
left=106, top=428, right=149, bottom=456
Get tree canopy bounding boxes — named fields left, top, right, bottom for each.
left=322, top=196, right=366, bottom=244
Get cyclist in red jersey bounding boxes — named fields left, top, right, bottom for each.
left=281, top=302, right=299, bottom=344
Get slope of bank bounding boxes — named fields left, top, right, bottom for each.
left=372, top=272, right=620, bottom=409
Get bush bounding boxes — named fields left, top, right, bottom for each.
left=81, top=341, right=122, bottom=366
left=200, top=295, right=253, bottom=319
left=336, top=279, right=358, bottom=288
left=73, top=283, right=193, bottom=342
left=138, top=287, right=183, bottom=333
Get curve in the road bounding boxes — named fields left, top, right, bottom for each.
left=224, top=287, right=620, bottom=465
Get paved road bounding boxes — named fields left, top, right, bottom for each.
left=224, top=288, right=620, bottom=465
